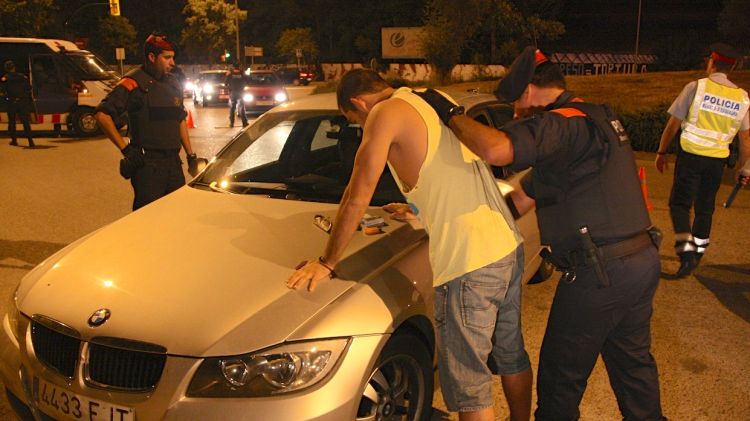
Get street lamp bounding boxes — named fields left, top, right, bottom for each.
left=634, top=0, right=642, bottom=58
left=234, top=0, right=241, bottom=67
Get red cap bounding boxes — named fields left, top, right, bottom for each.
left=144, top=33, right=175, bottom=57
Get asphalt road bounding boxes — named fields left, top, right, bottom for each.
left=1, top=93, right=749, bottom=420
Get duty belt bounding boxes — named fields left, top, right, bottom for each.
left=142, top=148, right=180, bottom=158
left=548, top=231, right=654, bottom=286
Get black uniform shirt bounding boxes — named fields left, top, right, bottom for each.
left=96, top=68, right=186, bottom=121
left=1, top=72, right=32, bottom=100
left=501, top=91, right=603, bottom=198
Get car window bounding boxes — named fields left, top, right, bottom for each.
left=247, top=73, right=279, bottom=85
left=195, top=110, right=403, bottom=205
left=201, top=72, right=226, bottom=83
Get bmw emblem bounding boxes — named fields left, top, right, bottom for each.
left=88, top=309, right=111, bottom=327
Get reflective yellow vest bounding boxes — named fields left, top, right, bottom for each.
left=680, top=78, right=750, bottom=158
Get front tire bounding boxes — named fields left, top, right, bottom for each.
left=71, top=107, right=100, bottom=136
left=356, top=332, right=433, bottom=421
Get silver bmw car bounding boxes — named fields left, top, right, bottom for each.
left=0, top=90, right=549, bottom=421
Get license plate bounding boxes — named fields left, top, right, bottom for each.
left=219, top=95, right=229, bottom=100
left=255, top=100, right=273, bottom=106
left=33, top=376, right=134, bottom=421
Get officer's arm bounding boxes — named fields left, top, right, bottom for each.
left=656, top=115, right=682, bottom=154
left=178, top=119, right=194, bottom=156
left=738, top=129, right=750, bottom=185
left=509, top=188, right=535, bottom=217
left=95, top=111, right=127, bottom=150
left=449, top=115, right=515, bottom=166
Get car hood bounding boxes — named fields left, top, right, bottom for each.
left=16, top=187, right=401, bottom=357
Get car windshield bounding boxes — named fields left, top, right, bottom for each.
left=193, top=109, right=404, bottom=205
left=64, top=51, right=114, bottom=80
left=247, top=73, right=280, bottom=85
left=201, top=72, right=226, bottom=83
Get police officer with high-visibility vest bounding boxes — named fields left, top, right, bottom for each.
left=655, top=43, right=750, bottom=278
left=418, top=46, right=666, bottom=421
left=95, top=33, right=204, bottom=211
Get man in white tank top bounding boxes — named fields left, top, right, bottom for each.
left=287, top=69, right=531, bottom=421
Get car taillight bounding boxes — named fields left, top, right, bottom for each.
left=72, top=83, right=88, bottom=94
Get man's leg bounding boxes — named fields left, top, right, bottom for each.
left=535, top=267, right=612, bottom=421
left=489, top=246, right=531, bottom=421
left=239, top=98, right=248, bottom=126
left=130, top=158, right=169, bottom=210
left=601, top=247, right=664, bottom=421
left=19, top=111, right=34, bottom=147
left=691, top=156, right=725, bottom=265
left=229, top=99, right=236, bottom=127
left=7, top=103, right=18, bottom=145
left=669, top=152, right=701, bottom=277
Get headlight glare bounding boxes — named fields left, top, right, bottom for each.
left=187, top=338, right=348, bottom=397
left=274, top=92, right=288, bottom=102
left=243, top=93, right=253, bottom=103
left=203, top=83, right=214, bottom=93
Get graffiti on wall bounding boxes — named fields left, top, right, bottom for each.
left=549, top=53, right=657, bottom=76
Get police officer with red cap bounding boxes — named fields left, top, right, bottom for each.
left=417, top=46, right=665, bottom=420
left=95, top=33, right=204, bottom=210
left=655, top=42, right=750, bottom=278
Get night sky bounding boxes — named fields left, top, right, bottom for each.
left=550, top=0, right=725, bottom=53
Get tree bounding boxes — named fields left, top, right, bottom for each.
left=88, top=16, right=139, bottom=64
left=181, top=0, right=248, bottom=63
left=0, top=0, right=57, bottom=37
left=275, top=28, right=319, bottom=66
left=718, top=0, right=750, bottom=52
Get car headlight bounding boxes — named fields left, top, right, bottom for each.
left=203, top=83, right=214, bottom=94
left=243, top=93, right=253, bottom=103
left=6, top=285, right=21, bottom=341
left=274, top=92, right=288, bottom=102
left=185, top=81, right=195, bottom=91
left=187, top=338, right=349, bottom=397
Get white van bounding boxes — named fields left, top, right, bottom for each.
left=0, top=37, right=120, bottom=136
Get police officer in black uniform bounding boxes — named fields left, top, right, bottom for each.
left=1, top=60, right=35, bottom=148
left=418, top=47, right=665, bottom=420
left=95, top=33, right=203, bottom=211
left=225, top=62, right=248, bottom=127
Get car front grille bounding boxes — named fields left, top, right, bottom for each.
left=30, top=318, right=167, bottom=392
left=87, top=343, right=166, bottom=391
left=31, top=321, right=80, bottom=379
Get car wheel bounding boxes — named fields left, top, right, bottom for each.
left=356, top=332, right=433, bottom=421
left=528, top=253, right=555, bottom=284
left=71, top=107, right=100, bottom=136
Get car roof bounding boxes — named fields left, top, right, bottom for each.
left=268, top=89, right=500, bottom=115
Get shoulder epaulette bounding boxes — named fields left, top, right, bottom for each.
left=118, top=77, right=139, bottom=91
left=551, top=107, right=587, bottom=118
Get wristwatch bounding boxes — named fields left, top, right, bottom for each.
left=447, top=105, right=465, bottom=121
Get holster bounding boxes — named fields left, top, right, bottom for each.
left=119, top=158, right=135, bottom=179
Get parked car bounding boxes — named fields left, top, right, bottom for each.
left=0, top=90, right=549, bottom=421
left=241, top=70, right=288, bottom=114
left=276, top=67, right=314, bottom=86
left=193, top=69, right=230, bottom=107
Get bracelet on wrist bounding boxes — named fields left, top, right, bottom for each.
left=318, top=256, right=337, bottom=278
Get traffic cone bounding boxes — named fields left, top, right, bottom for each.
left=187, top=109, right=196, bottom=129
left=638, top=166, right=653, bottom=211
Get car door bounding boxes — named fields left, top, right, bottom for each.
left=30, top=54, right=77, bottom=115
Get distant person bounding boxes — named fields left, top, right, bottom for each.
left=287, top=69, right=532, bottom=421
left=655, top=42, right=750, bottom=278
left=225, top=62, right=248, bottom=127
left=95, top=33, right=203, bottom=211
left=1, top=60, right=35, bottom=148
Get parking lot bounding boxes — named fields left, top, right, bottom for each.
left=1, top=97, right=749, bottom=420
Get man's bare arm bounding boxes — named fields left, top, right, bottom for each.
left=287, top=103, right=398, bottom=291
left=449, top=114, right=515, bottom=166
left=178, top=119, right=194, bottom=155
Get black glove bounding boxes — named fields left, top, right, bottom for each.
left=412, top=89, right=463, bottom=126
left=121, top=144, right=144, bottom=168
left=187, top=153, right=205, bottom=176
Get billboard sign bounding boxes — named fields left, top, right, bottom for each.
left=381, top=27, right=425, bottom=59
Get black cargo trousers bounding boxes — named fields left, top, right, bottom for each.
left=535, top=245, right=665, bottom=421
left=130, top=149, right=185, bottom=211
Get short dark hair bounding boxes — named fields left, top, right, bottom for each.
left=3, top=60, right=15, bottom=72
left=336, top=69, right=390, bottom=112
left=713, top=59, right=734, bottom=72
left=530, top=61, right=566, bottom=90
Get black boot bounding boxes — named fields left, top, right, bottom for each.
left=28, top=138, right=35, bottom=148
left=10, top=139, right=18, bottom=146
left=675, top=251, right=697, bottom=278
